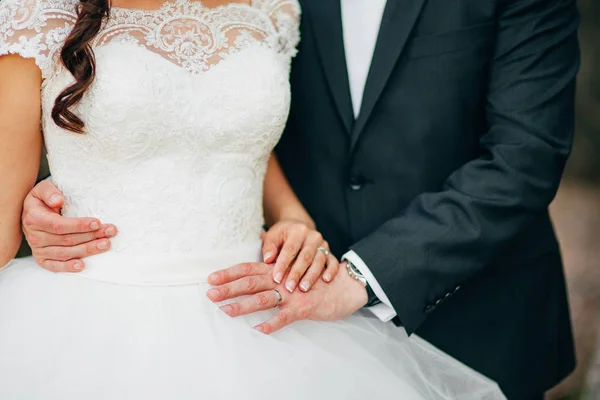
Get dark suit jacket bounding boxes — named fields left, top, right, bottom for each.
left=276, top=0, right=580, bottom=397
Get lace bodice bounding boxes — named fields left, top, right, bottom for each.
left=0, top=0, right=300, bottom=253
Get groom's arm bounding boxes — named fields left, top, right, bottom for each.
left=20, top=179, right=116, bottom=271
left=350, top=0, right=580, bottom=334
left=343, top=251, right=397, bottom=322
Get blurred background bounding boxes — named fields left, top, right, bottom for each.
left=547, top=0, right=600, bottom=398
left=16, top=0, right=600, bottom=398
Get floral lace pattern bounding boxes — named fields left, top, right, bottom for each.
left=0, top=0, right=78, bottom=77
left=0, top=0, right=300, bottom=254
left=98, top=0, right=300, bottom=75
left=0, top=0, right=300, bottom=77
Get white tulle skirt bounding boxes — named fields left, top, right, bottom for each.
left=0, top=244, right=505, bottom=400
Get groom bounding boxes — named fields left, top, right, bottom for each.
left=233, top=0, right=579, bottom=398
left=21, top=0, right=579, bottom=398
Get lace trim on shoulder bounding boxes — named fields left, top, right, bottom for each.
left=260, top=0, right=301, bottom=58
left=0, top=0, right=78, bottom=77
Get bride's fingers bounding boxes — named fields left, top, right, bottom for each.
left=262, top=227, right=283, bottom=264
left=298, top=249, right=327, bottom=292
left=254, top=308, right=298, bottom=335
left=207, top=262, right=271, bottom=285
left=322, top=254, right=339, bottom=283
left=284, top=230, right=323, bottom=292
left=272, top=229, right=305, bottom=285
left=206, top=275, right=274, bottom=302
left=219, top=290, right=280, bottom=317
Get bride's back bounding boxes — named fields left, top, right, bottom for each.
left=1, top=0, right=300, bottom=254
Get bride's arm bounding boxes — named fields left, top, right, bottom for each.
left=263, top=153, right=314, bottom=229
left=262, top=153, right=339, bottom=292
left=0, top=55, right=43, bottom=267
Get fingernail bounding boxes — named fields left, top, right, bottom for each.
left=49, top=195, right=62, bottom=206
left=285, top=280, right=296, bottom=293
left=220, top=305, right=232, bottom=316
left=90, top=221, right=100, bottom=230
left=274, top=272, right=284, bottom=284
left=105, top=227, right=116, bottom=236
left=263, top=252, right=273, bottom=262
left=254, top=325, right=264, bottom=333
left=207, top=289, right=219, bottom=300
left=97, top=240, right=109, bottom=250
left=73, top=262, right=83, bottom=271
left=323, top=273, right=332, bottom=282
left=300, top=280, right=311, bottom=292
left=208, top=273, right=218, bottom=282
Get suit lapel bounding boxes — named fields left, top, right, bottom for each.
left=303, top=0, right=354, bottom=134
left=350, top=0, right=427, bottom=151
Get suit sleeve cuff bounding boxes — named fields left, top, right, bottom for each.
left=342, top=250, right=397, bottom=322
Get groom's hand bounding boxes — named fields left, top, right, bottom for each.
left=207, top=262, right=368, bottom=334
left=22, top=180, right=117, bottom=272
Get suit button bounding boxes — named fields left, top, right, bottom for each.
left=424, top=305, right=435, bottom=314
left=349, top=175, right=365, bottom=191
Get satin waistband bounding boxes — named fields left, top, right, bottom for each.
left=74, top=242, right=263, bottom=286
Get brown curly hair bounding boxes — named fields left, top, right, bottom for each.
left=51, top=0, right=110, bottom=134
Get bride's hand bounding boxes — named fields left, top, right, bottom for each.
left=262, top=220, right=340, bottom=293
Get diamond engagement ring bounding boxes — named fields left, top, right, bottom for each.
left=273, top=289, right=283, bottom=308
left=317, top=247, right=330, bottom=257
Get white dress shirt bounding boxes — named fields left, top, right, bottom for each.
left=340, top=0, right=397, bottom=322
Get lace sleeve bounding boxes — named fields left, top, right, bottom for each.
left=265, top=0, right=300, bottom=58
left=0, top=0, right=78, bottom=79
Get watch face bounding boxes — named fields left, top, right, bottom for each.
left=349, top=262, right=361, bottom=275
left=346, top=262, right=367, bottom=287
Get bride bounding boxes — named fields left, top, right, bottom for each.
left=0, top=0, right=505, bottom=398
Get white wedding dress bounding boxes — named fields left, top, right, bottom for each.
left=0, top=0, right=505, bottom=398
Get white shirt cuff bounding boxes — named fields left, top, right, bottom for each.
left=342, top=250, right=397, bottom=322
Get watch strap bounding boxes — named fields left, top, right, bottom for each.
left=365, top=283, right=382, bottom=308
left=346, top=261, right=382, bottom=308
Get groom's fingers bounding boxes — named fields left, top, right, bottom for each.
left=39, top=259, right=85, bottom=273
left=254, top=308, right=298, bottom=335
left=30, top=224, right=117, bottom=247
left=219, top=290, right=280, bottom=317
left=24, top=209, right=102, bottom=235
left=206, top=275, right=274, bottom=301
left=37, top=239, right=111, bottom=262
left=29, top=179, right=64, bottom=211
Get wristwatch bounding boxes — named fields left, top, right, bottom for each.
left=345, top=261, right=382, bottom=308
